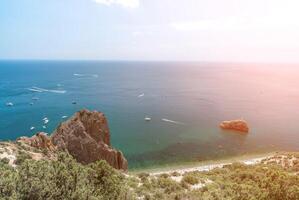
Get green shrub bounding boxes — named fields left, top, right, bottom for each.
left=0, top=152, right=133, bottom=200
left=1, top=152, right=299, bottom=200
left=182, top=173, right=199, bottom=185
left=137, top=172, right=150, bottom=181
left=14, top=151, right=32, bottom=165
left=88, top=160, right=127, bottom=200
left=157, top=177, right=182, bottom=194
left=0, top=157, right=10, bottom=165
left=0, top=162, right=17, bottom=199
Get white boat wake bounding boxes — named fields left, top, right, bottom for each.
left=27, top=86, right=66, bottom=94
left=28, top=88, right=43, bottom=92
left=161, top=118, right=185, bottom=125
left=73, top=73, right=98, bottom=78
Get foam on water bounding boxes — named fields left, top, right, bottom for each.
left=161, top=118, right=185, bottom=125
left=27, top=86, right=66, bottom=94
left=73, top=73, right=98, bottom=78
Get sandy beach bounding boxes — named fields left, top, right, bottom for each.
left=131, top=151, right=277, bottom=175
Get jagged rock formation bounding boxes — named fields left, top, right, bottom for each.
left=17, top=132, right=56, bottom=152
left=0, top=133, right=57, bottom=167
left=219, top=119, right=249, bottom=133
left=12, top=110, right=128, bottom=171
left=51, top=110, right=128, bottom=170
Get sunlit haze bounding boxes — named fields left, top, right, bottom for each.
left=1, top=0, right=299, bottom=62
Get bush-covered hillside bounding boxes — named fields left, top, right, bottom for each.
left=0, top=152, right=298, bottom=200
left=129, top=153, right=299, bottom=200
left=0, top=153, right=134, bottom=200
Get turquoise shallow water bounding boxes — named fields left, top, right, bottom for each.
left=1, top=61, right=299, bottom=169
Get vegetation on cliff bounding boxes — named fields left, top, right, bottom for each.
left=0, top=153, right=133, bottom=200
left=130, top=160, right=299, bottom=200
left=0, top=152, right=298, bottom=200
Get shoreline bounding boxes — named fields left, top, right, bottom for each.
left=129, top=151, right=277, bottom=174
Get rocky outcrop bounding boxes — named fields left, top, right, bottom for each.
left=13, top=110, right=128, bottom=171
left=51, top=109, right=128, bottom=170
left=219, top=119, right=249, bottom=133
left=17, top=132, right=56, bottom=151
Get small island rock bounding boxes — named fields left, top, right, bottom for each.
left=219, top=119, right=249, bottom=133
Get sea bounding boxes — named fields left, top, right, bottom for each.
left=1, top=60, right=299, bottom=169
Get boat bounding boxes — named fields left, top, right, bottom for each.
left=44, top=119, right=49, bottom=124
left=30, top=127, right=35, bottom=131
left=42, top=126, right=46, bottom=129
left=6, top=102, right=14, bottom=107
left=144, top=117, right=151, bottom=121
left=62, top=116, right=68, bottom=119
left=138, top=93, right=145, bottom=98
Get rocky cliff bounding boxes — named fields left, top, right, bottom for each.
left=17, top=132, right=56, bottom=152
left=12, top=109, right=128, bottom=171
left=51, top=109, right=128, bottom=170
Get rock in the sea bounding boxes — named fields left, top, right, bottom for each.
left=17, top=132, right=56, bottom=151
left=219, top=119, right=249, bottom=133
left=51, top=109, right=128, bottom=171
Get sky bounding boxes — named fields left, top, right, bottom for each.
left=1, top=0, right=299, bottom=62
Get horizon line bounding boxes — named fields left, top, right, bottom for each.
left=1, top=59, right=299, bottom=65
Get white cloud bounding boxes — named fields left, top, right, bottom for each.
left=93, top=0, right=140, bottom=8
